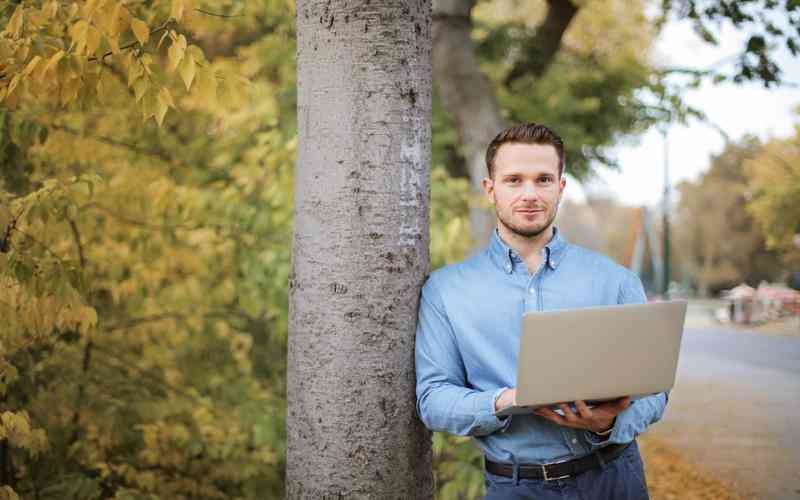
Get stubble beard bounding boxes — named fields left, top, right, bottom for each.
left=497, top=204, right=559, bottom=239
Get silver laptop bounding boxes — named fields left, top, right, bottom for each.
left=494, top=300, right=687, bottom=417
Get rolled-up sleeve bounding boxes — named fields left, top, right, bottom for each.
left=587, top=270, right=669, bottom=448
left=415, top=278, right=510, bottom=437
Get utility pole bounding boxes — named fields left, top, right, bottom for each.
left=661, top=127, right=671, bottom=297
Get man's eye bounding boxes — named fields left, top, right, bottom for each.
left=507, top=177, right=520, bottom=183
left=539, top=177, right=553, bottom=184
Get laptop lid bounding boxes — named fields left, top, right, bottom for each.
left=511, top=300, right=687, bottom=412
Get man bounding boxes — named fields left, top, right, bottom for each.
left=415, top=123, right=667, bottom=499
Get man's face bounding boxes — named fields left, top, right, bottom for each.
left=482, top=142, right=566, bottom=238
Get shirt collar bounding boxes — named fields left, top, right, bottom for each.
left=489, top=226, right=568, bottom=274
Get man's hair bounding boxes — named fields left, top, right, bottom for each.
left=485, top=123, right=566, bottom=178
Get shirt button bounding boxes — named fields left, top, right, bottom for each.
left=529, top=288, right=535, bottom=294
left=571, top=438, right=577, bottom=444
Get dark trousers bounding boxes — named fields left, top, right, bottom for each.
left=484, top=440, right=649, bottom=500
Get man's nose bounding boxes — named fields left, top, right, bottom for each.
left=520, top=182, right=539, bottom=200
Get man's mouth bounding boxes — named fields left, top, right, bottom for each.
left=515, top=208, right=545, bottom=214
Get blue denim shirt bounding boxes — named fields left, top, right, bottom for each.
left=415, top=227, right=668, bottom=464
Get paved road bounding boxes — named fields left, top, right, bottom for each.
left=650, top=307, right=800, bottom=499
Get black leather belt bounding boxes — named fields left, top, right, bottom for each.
left=485, top=441, right=631, bottom=481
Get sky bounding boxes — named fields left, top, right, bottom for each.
left=565, top=14, right=800, bottom=207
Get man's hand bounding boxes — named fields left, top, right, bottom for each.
left=533, top=397, right=631, bottom=434
left=494, top=388, right=517, bottom=412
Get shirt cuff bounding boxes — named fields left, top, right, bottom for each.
left=492, top=387, right=513, bottom=431
left=471, top=387, right=513, bottom=436
left=584, top=418, right=617, bottom=448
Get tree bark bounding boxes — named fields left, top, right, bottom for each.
left=433, top=0, right=505, bottom=247
left=504, top=0, right=578, bottom=85
left=432, top=0, right=579, bottom=247
left=288, top=0, right=434, bottom=498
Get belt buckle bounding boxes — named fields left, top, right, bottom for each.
left=541, top=458, right=571, bottom=481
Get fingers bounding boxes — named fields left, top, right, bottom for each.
left=612, top=396, right=632, bottom=410
left=574, top=400, right=593, bottom=418
left=594, top=396, right=631, bottom=411
left=533, top=407, right=566, bottom=425
left=557, top=403, right=578, bottom=422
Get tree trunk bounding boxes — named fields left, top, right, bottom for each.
left=433, top=0, right=505, bottom=248
left=288, top=0, right=434, bottom=498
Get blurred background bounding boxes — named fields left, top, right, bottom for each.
left=0, top=0, right=798, bottom=498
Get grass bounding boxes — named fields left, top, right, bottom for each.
left=640, top=434, right=750, bottom=500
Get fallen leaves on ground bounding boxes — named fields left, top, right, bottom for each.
left=640, top=434, right=751, bottom=500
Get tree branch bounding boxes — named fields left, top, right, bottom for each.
left=87, top=19, right=173, bottom=64
left=67, top=215, right=91, bottom=447
left=195, top=7, right=245, bottom=18
left=67, top=217, right=86, bottom=268
left=504, top=0, right=579, bottom=86
left=47, top=123, right=178, bottom=165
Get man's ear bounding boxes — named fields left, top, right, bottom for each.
left=481, top=177, right=495, bottom=204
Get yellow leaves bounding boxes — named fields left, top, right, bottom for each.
left=0, top=411, right=31, bottom=444
left=158, top=87, right=175, bottom=108
left=107, top=33, right=121, bottom=55
left=171, top=0, right=186, bottom=21
left=0, top=411, right=47, bottom=456
left=67, top=2, right=80, bottom=21
left=194, top=67, right=218, bottom=105
left=60, top=73, right=81, bottom=106
left=78, top=305, right=99, bottom=334
left=0, top=359, right=19, bottom=397
left=82, top=0, right=101, bottom=19
left=42, top=1, right=59, bottom=20
left=68, top=19, right=89, bottom=53
left=4, top=6, right=24, bottom=39
left=96, top=68, right=117, bottom=103
left=0, top=6, right=218, bottom=124
left=86, top=25, right=102, bottom=56
left=156, top=87, right=175, bottom=126
left=0, top=86, right=12, bottom=106
left=0, top=486, right=20, bottom=500
left=131, top=17, right=150, bottom=46
left=132, top=78, right=148, bottom=102
left=137, top=85, right=175, bottom=126
left=178, top=51, right=196, bottom=90
left=167, top=33, right=188, bottom=73
left=6, top=74, right=22, bottom=98
left=21, top=55, right=42, bottom=78
left=69, top=19, right=102, bottom=57
left=215, top=279, right=236, bottom=304
left=101, top=2, right=131, bottom=38
left=69, top=19, right=103, bottom=56
left=42, top=50, right=65, bottom=80
left=126, top=53, right=144, bottom=86
left=744, top=137, right=800, bottom=259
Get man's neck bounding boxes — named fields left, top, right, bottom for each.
left=496, top=223, right=555, bottom=267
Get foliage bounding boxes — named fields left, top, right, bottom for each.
left=431, top=0, right=687, bottom=182
left=0, top=0, right=249, bottom=125
left=0, top=1, right=296, bottom=498
left=664, top=0, right=800, bottom=86
left=480, top=0, right=663, bottom=178
left=673, top=137, right=783, bottom=296
left=744, top=123, right=800, bottom=267
left=0, top=0, right=795, bottom=498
